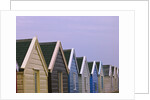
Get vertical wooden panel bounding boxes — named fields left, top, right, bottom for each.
left=50, top=50, right=68, bottom=93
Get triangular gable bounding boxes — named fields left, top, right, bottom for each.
left=16, top=37, right=48, bottom=76
left=88, top=61, right=98, bottom=75
left=117, top=67, right=119, bottom=77
left=96, top=61, right=103, bottom=76
left=114, top=66, right=117, bottom=78
left=79, top=56, right=90, bottom=75
left=40, top=41, right=69, bottom=74
left=88, top=62, right=93, bottom=74
left=76, top=57, right=83, bottom=74
left=91, top=61, right=98, bottom=75
left=64, top=48, right=79, bottom=73
left=111, top=66, right=115, bottom=76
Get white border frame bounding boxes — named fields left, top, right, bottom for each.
left=0, top=10, right=134, bottom=100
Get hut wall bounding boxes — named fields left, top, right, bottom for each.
left=68, top=55, right=79, bottom=93
left=78, top=75, right=82, bottom=93
left=23, top=46, right=48, bottom=93
left=81, top=63, right=90, bottom=93
left=50, top=49, right=68, bottom=93
left=98, top=75, right=104, bottom=93
left=17, top=72, right=24, bottom=93
left=103, top=76, right=112, bottom=93
left=90, top=67, right=98, bottom=93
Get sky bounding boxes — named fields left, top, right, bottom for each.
left=16, top=16, right=119, bottom=67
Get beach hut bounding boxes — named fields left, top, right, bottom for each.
left=16, top=37, right=48, bottom=93
left=40, top=41, right=69, bottom=93
left=88, top=61, right=99, bottom=93
left=114, top=66, right=119, bottom=92
left=96, top=61, right=104, bottom=93
left=117, top=67, right=119, bottom=92
left=111, top=66, right=116, bottom=92
left=63, top=48, right=79, bottom=93
left=76, top=56, right=90, bottom=93
left=103, top=65, right=112, bottom=93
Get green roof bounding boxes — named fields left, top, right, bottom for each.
left=111, top=66, right=114, bottom=75
left=16, top=39, right=32, bottom=68
left=96, top=62, right=100, bottom=70
left=40, top=42, right=57, bottom=67
left=103, top=65, right=110, bottom=76
left=76, top=57, right=83, bottom=73
left=63, top=49, right=71, bottom=65
left=88, top=62, right=93, bottom=73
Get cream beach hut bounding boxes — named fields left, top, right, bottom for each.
left=96, top=61, right=104, bottom=93
left=103, top=65, right=112, bottom=93
left=76, top=56, right=90, bottom=93
left=16, top=37, right=48, bottom=93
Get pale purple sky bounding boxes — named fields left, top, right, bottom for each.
left=16, top=16, right=119, bottom=67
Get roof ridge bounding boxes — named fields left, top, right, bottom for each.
left=63, top=49, right=72, bottom=52
left=39, top=42, right=57, bottom=45
left=16, top=39, right=32, bottom=42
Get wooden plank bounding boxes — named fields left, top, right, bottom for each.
left=24, top=89, right=35, bottom=93
left=24, top=80, right=34, bottom=85
left=31, top=53, right=40, bottom=60
left=40, top=76, right=47, bottom=80
left=17, top=90, right=24, bottom=93
left=24, top=85, right=35, bottom=90
left=29, top=59, right=42, bottom=65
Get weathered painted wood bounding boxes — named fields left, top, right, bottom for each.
left=97, top=61, right=105, bottom=93
left=17, top=72, right=24, bottom=93
left=16, top=38, right=48, bottom=93
left=89, top=62, right=99, bottom=93
left=68, top=54, right=79, bottom=93
left=49, top=49, right=69, bottom=93
left=78, top=57, right=90, bottom=93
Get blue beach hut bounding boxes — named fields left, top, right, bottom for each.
left=88, top=61, right=99, bottom=93
left=63, top=48, right=79, bottom=93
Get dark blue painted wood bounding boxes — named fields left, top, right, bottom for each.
left=90, top=65, right=99, bottom=93
left=68, top=54, right=79, bottom=93
left=90, top=75, right=93, bottom=93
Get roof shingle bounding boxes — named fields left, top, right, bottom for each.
left=40, top=42, right=57, bottom=67
left=16, top=39, right=32, bottom=68
left=76, top=57, right=83, bottom=73
left=63, top=49, right=71, bottom=65
left=88, top=62, right=93, bottom=73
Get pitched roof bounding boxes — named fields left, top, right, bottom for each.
left=76, top=57, right=84, bottom=73
left=96, top=62, right=100, bottom=70
left=16, top=39, right=32, bottom=68
left=111, top=66, right=114, bottom=76
left=88, top=62, right=93, bottom=73
left=40, top=42, right=57, bottom=67
left=63, top=49, right=71, bottom=65
left=103, top=65, right=110, bottom=76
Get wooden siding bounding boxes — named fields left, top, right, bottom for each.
left=49, top=49, right=68, bottom=93
left=79, top=61, right=90, bottom=93
left=23, top=45, right=48, bottom=93
left=98, top=65, right=104, bottom=93
left=68, top=55, right=79, bottom=93
left=98, top=75, right=105, bottom=93
left=17, top=72, right=24, bottom=93
left=103, top=76, right=112, bottom=93
left=90, top=66, right=98, bottom=93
